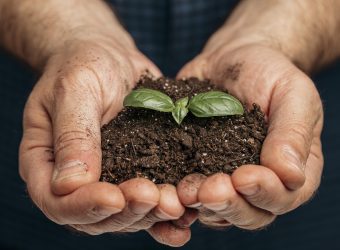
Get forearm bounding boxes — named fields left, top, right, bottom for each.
left=205, top=0, right=340, bottom=73
left=0, top=0, right=134, bottom=69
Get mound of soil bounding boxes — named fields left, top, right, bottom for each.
left=100, top=76, right=267, bottom=185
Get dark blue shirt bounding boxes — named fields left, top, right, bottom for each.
left=108, top=0, right=238, bottom=76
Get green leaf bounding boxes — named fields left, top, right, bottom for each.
left=172, top=97, right=189, bottom=125
left=188, top=91, right=244, bottom=117
left=123, top=88, right=175, bottom=112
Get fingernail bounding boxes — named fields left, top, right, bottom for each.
left=128, top=200, right=157, bottom=215
left=154, top=208, right=179, bottom=220
left=53, top=160, right=88, bottom=181
left=237, top=184, right=259, bottom=196
left=187, top=202, right=202, bottom=208
left=92, top=206, right=122, bottom=217
left=204, top=201, right=229, bottom=211
left=282, top=147, right=303, bottom=171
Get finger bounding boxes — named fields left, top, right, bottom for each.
left=137, top=208, right=197, bottom=246
left=153, top=184, right=185, bottom=220
left=49, top=182, right=125, bottom=224
left=172, top=208, right=198, bottom=228
left=261, top=76, right=323, bottom=190
left=147, top=222, right=191, bottom=247
left=198, top=173, right=275, bottom=230
left=176, top=55, right=207, bottom=80
left=233, top=137, right=323, bottom=215
left=198, top=207, right=232, bottom=228
left=49, top=68, right=104, bottom=195
left=23, top=152, right=125, bottom=224
left=177, top=173, right=207, bottom=208
left=73, top=178, right=159, bottom=234
left=178, top=52, right=322, bottom=192
left=19, top=97, right=125, bottom=225
left=232, top=165, right=298, bottom=214
left=132, top=52, right=163, bottom=78
left=124, top=184, right=185, bottom=231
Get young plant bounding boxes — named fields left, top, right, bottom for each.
left=123, top=88, right=244, bottom=125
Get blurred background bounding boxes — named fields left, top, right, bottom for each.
left=0, top=0, right=339, bottom=249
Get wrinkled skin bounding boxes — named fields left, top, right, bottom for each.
left=19, top=39, right=196, bottom=247
left=6, top=0, right=333, bottom=247
left=176, top=43, right=324, bottom=230
left=19, top=38, right=323, bottom=243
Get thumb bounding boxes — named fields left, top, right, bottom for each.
left=176, top=55, right=207, bottom=80
left=132, top=52, right=163, bottom=79
left=147, top=222, right=191, bottom=247
left=50, top=71, right=103, bottom=196
left=261, top=75, right=323, bottom=190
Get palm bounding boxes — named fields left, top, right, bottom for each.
left=19, top=40, right=192, bottom=247
left=177, top=44, right=323, bottom=228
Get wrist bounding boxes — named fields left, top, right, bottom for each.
left=0, top=0, right=137, bottom=70
left=203, top=0, right=340, bottom=73
left=50, top=25, right=136, bottom=56
left=38, top=22, right=137, bottom=70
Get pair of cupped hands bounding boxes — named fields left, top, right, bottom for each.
left=19, top=32, right=323, bottom=247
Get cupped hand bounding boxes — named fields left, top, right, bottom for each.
left=176, top=43, right=323, bottom=229
left=19, top=37, right=194, bottom=247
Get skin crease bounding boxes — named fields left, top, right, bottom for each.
left=0, top=0, right=195, bottom=247
left=0, top=0, right=340, bottom=247
left=19, top=37, right=195, bottom=244
left=175, top=0, right=340, bottom=230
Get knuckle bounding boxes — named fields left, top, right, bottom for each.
left=97, top=216, right=128, bottom=232
left=272, top=200, right=296, bottom=215
left=215, top=204, right=243, bottom=222
left=202, top=194, right=239, bottom=213
left=222, top=190, right=239, bottom=210
left=239, top=214, right=276, bottom=231
left=198, top=212, right=229, bottom=227
left=273, top=122, right=312, bottom=156
left=52, top=67, right=102, bottom=106
left=53, top=74, right=76, bottom=97
left=54, top=66, right=95, bottom=93
left=85, top=206, right=112, bottom=220
left=199, top=207, right=216, bottom=219
left=217, top=208, right=242, bottom=222
left=246, top=189, right=276, bottom=208
left=244, top=188, right=295, bottom=215
left=208, top=191, right=241, bottom=219
left=289, top=123, right=312, bottom=152
left=54, top=129, right=97, bottom=155
left=123, top=216, right=155, bottom=231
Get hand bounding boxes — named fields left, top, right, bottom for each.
left=19, top=36, right=195, bottom=246
left=176, top=43, right=323, bottom=229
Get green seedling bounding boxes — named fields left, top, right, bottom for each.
left=123, top=88, right=244, bottom=125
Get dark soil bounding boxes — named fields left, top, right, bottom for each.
left=100, top=76, right=267, bottom=185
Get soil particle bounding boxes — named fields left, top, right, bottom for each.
left=100, top=76, right=267, bottom=185
left=224, top=62, right=243, bottom=81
